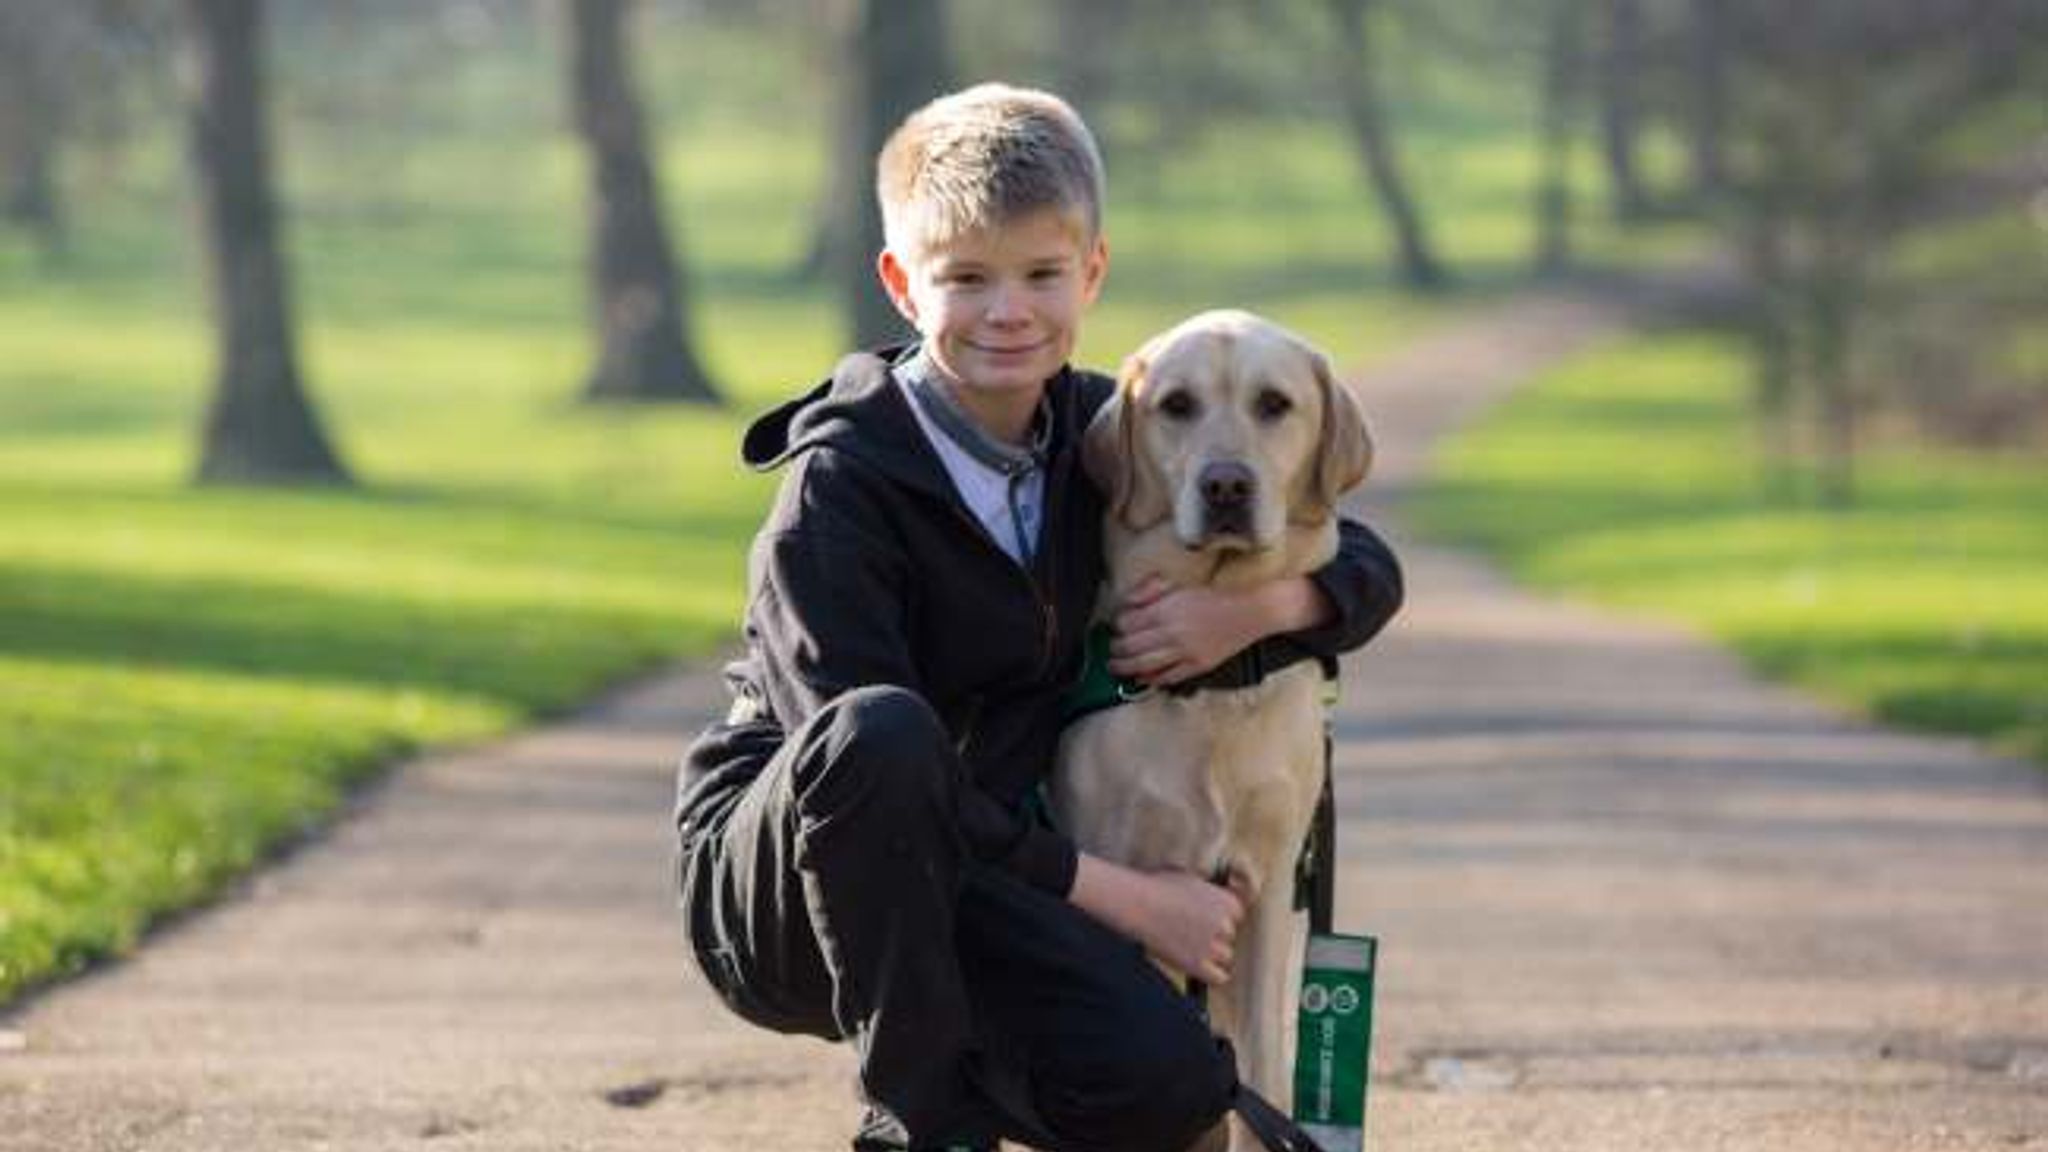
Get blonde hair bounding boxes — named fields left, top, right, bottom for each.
left=877, top=83, right=1105, bottom=262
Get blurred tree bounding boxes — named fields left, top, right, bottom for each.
left=0, top=4, right=70, bottom=257
left=1683, top=0, right=1727, bottom=201
left=1052, top=0, right=1123, bottom=118
left=565, top=0, right=720, bottom=403
left=1598, top=0, right=1650, bottom=222
left=839, top=0, right=950, bottom=350
left=0, top=3, right=167, bottom=263
left=184, top=0, right=352, bottom=486
left=1717, top=0, right=2041, bottom=504
left=1324, top=0, right=1449, bottom=289
left=1533, top=0, right=1586, bottom=276
left=792, top=0, right=860, bottom=282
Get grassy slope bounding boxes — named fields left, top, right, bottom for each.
left=1412, top=316, right=2048, bottom=765
left=0, top=12, right=1689, bottom=1003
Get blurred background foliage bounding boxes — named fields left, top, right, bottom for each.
left=0, top=0, right=2041, bottom=1006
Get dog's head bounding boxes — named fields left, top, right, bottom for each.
left=1084, top=310, right=1371, bottom=553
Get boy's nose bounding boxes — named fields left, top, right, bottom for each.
left=984, top=284, right=1029, bottom=324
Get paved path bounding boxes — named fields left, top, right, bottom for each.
left=5, top=283, right=2045, bottom=1151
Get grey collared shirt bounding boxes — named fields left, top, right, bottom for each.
left=893, top=353, right=1046, bottom=567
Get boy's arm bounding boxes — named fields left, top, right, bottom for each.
left=1069, top=853, right=1246, bottom=986
left=1109, top=516, right=1404, bottom=686
left=1291, top=516, right=1405, bottom=655
left=753, top=460, right=1077, bottom=895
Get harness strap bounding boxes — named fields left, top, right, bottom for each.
left=1062, top=624, right=1148, bottom=725
left=1063, top=631, right=1344, bottom=726
left=1307, top=698, right=1337, bottom=936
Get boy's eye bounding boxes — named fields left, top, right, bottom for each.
left=1029, top=267, right=1066, bottom=283
left=1158, top=390, right=1198, bottom=420
left=1253, top=389, right=1293, bottom=421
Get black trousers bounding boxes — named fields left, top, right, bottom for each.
left=676, top=685, right=1237, bottom=1151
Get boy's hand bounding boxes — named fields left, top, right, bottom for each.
left=1069, top=854, right=1246, bottom=985
left=1109, top=574, right=1331, bottom=686
left=1138, top=868, right=1249, bottom=985
left=1109, top=575, right=1264, bottom=686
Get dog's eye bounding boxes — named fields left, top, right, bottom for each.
left=1158, top=390, right=1198, bottom=420
left=1253, top=389, right=1293, bottom=422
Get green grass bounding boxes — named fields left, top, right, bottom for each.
left=1413, top=329, right=2048, bottom=764
left=0, top=11, right=1698, bottom=1005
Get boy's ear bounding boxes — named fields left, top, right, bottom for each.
left=1310, top=351, right=1373, bottom=514
left=876, top=249, right=918, bottom=324
left=1085, top=354, right=1170, bottom=531
left=1080, top=234, right=1109, bottom=307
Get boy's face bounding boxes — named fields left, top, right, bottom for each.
left=878, top=208, right=1108, bottom=417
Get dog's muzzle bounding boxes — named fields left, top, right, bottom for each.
left=1196, top=460, right=1257, bottom=543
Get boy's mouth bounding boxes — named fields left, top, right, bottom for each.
left=969, top=338, right=1051, bottom=356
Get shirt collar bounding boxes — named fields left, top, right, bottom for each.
left=894, top=348, right=1051, bottom=478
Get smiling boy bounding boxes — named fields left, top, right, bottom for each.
left=674, top=84, right=1402, bottom=1152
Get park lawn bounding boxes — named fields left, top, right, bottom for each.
left=1413, top=329, right=2048, bottom=765
left=0, top=301, right=772, bottom=1002
left=0, top=10, right=1700, bottom=1004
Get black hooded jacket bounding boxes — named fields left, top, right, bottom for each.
left=675, top=348, right=1403, bottom=897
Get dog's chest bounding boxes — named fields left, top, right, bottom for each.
left=1054, top=662, right=1327, bottom=880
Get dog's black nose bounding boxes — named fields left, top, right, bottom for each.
left=1199, top=461, right=1256, bottom=509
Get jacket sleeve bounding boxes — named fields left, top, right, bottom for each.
left=752, top=455, right=1078, bottom=895
left=1261, top=516, right=1404, bottom=663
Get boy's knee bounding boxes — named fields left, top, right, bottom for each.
left=1040, top=1028, right=1236, bottom=1152
left=839, top=684, right=949, bottom=756
left=793, top=685, right=955, bottom=820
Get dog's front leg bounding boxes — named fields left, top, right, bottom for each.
left=1221, top=871, right=1305, bottom=1152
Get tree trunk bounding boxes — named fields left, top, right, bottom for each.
left=1053, top=0, right=1119, bottom=122
left=0, top=6, right=66, bottom=259
left=843, top=0, right=950, bottom=350
left=2, top=115, right=66, bottom=261
left=1599, top=0, right=1651, bottom=222
left=1326, top=0, right=1449, bottom=290
left=185, top=0, right=350, bottom=486
left=792, top=0, right=858, bottom=282
left=1808, top=240, right=1860, bottom=508
left=1534, top=0, right=1584, bottom=277
left=567, top=0, right=719, bottom=404
left=1685, top=0, right=1727, bottom=202
left=1741, top=209, right=1797, bottom=499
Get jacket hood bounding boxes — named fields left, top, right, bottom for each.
left=741, top=344, right=1097, bottom=500
left=742, top=345, right=910, bottom=469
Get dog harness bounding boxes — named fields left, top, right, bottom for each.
left=1063, top=623, right=1341, bottom=725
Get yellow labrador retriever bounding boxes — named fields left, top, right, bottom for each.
left=1053, top=310, right=1370, bottom=1147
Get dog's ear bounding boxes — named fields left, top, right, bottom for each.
left=1085, top=354, right=1171, bottom=530
left=1311, top=351, right=1373, bottom=514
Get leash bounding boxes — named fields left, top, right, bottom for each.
left=1235, top=1084, right=1330, bottom=1152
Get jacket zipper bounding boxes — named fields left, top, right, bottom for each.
left=947, top=501, right=1059, bottom=682
left=1033, top=520, right=1059, bottom=679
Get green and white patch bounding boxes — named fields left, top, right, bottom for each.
left=1293, top=933, right=1377, bottom=1152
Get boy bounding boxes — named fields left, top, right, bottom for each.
left=674, top=84, right=1402, bottom=1152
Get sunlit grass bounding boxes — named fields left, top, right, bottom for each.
left=1414, top=330, right=2048, bottom=765
left=0, top=654, right=509, bottom=999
